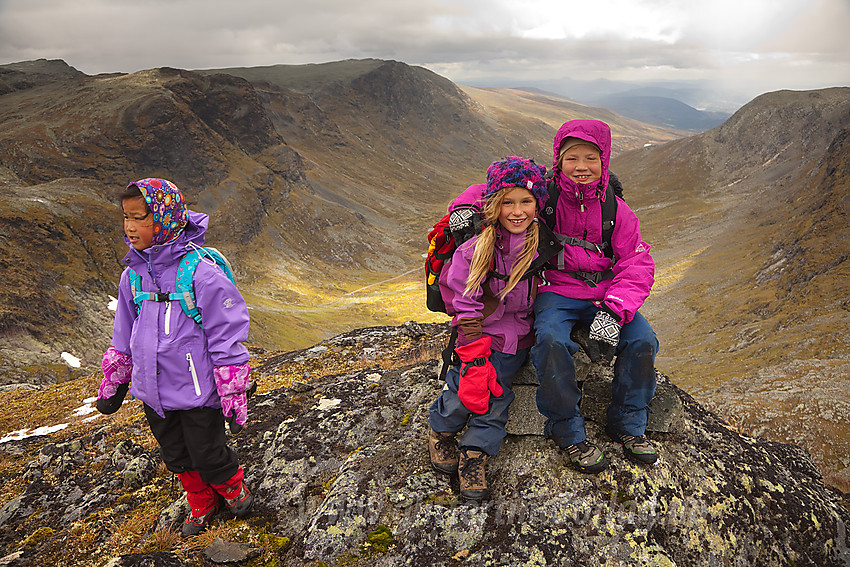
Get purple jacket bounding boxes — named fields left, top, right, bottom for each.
left=111, top=210, right=250, bottom=417
left=439, top=224, right=536, bottom=355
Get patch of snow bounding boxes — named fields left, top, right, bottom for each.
left=72, top=404, right=97, bottom=418
left=61, top=352, right=81, bottom=368
left=0, top=423, right=69, bottom=444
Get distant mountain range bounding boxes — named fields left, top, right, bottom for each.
left=583, top=94, right=730, bottom=131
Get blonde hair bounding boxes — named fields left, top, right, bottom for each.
left=464, top=187, right=539, bottom=299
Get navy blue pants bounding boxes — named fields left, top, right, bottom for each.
left=429, top=348, right=528, bottom=456
left=531, top=293, right=658, bottom=447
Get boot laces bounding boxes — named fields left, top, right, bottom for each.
left=433, top=435, right=457, bottom=459
left=461, top=452, right=486, bottom=486
left=621, top=434, right=652, bottom=452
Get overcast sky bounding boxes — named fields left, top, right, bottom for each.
left=1, top=0, right=848, bottom=108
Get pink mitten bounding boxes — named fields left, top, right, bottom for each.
left=99, top=346, right=132, bottom=399
left=97, top=347, right=132, bottom=414
left=213, top=364, right=251, bottom=427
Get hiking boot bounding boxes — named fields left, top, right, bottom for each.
left=429, top=429, right=459, bottom=475
left=608, top=428, right=658, bottom=465
left=564, top=440, right=609, bottom=474
left=224, top=482, right=254, bottom=518
left=181, top=504, right=219, bottom=537
left=458, top=448, right=489, bottom=502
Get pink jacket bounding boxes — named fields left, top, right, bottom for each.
left=438, top=224, right=536, bottom=355
left=543, top=119, right=654, bottom=324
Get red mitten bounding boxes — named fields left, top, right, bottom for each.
left=454, top=335, right=502, bottom=414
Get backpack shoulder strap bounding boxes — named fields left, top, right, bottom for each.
left=128, top=268, right=144, bottom=312
left=174, top=247, right=235, bottom=327
left=126, top=247, right=236, bottom=327
left=600, top=182, right=618, bottom=259
left=538, top=177, right=560, bottom=229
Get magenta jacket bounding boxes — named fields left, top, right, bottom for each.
left=544, top=120, right=654, bottom=324
left=439, top=223, right=536, bottom=355
left=111, top=211, right=250, bottom=417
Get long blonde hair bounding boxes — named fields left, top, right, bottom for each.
left=464, top=187, right=539, bottom=299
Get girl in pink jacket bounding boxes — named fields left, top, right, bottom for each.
left=429, top=157, right=548, bottom=502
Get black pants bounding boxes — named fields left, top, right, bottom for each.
left=144, top=405, right=239, bottom=485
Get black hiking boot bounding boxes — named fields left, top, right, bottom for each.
left=429, top=429, right=459, bottom=475
left=564, top=440, right=609, bottom=474
left=458, top=448, right=489, bottom=503
left=607, top=427, right=658, bottom=465
left=181, top=504, right=219, bottom=537
left=224, top=482, right=254, bottom=518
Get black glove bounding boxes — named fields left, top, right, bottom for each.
left=588, top=309, right=620, bottom=363
left=96, top=382, right=130, bottom=415
left=227, top=380, right=258, bottom=435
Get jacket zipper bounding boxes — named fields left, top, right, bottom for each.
left=164, top=301, right=172, bottom=335
left=186, top=353, right=202, bottom=396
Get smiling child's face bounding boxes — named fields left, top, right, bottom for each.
left=498, top=186, right=537, bottom=234
left=558, top=143, right=602, bottom=184
left=122, top=196, right=154, bottom=250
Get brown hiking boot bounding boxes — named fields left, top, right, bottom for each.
left=429, top=429, right=459, bottom=475
left=458, top=448, right=489, bottom=502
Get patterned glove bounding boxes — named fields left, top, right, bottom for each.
left=454, top=335, right=502, bottom=414
left=589, top=309, right=621, bottom=363
left=97, top=346, right=132, bottom=415
left=213, top=364, right=251, bottom=430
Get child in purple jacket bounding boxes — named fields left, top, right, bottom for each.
left=96, top=178, right=254, bottom=537
left=428, top=157, right=548, bottom=502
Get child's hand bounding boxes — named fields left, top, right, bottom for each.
left=588, top=309, right=620, bottom=363
left=454, top=335, right=502, bottom=414
left=214, top=364, right=251, bottom=428
left=221, top=392, right=247, bottom=428
left=97, top=347, right=132, bottom=414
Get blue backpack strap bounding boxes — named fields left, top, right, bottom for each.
left=128, top=268, right=143, bottom=313
left=175, top=247, right=236, bottom=328
left=128, top=267, right=184, bottom=311
left=128, top=247, right=235, bottom=328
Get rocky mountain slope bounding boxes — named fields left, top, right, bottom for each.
left=612, top=87, right=850, bottom=489
left=0, top=59, right=683, bottom=375
left=0, top=324, right=847, bottom=566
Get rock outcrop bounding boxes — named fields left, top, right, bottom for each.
left=0, top=323, right=847, bottom=566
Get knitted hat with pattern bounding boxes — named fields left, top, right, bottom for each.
left=485, top=156, right=547, bottom=201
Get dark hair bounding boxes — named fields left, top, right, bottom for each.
left=119, top=184, right=148, bottom=210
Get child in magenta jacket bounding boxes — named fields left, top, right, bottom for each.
left=532, top=119, right=659, bottom=472
left=97, top=178, right=254, bottom=536
left=429, top=157, right=548, bottom=502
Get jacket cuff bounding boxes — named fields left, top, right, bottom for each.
left=600, top=303, right=623, bottom=324
left=456, top=316, right=484, bottom=344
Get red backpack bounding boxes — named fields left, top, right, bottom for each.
left=425, top=204, right=483, bottom=313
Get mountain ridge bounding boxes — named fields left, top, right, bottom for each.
left=0, top=58, right=847, bottom=494
left=0, top=58, right=684, bottom=369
